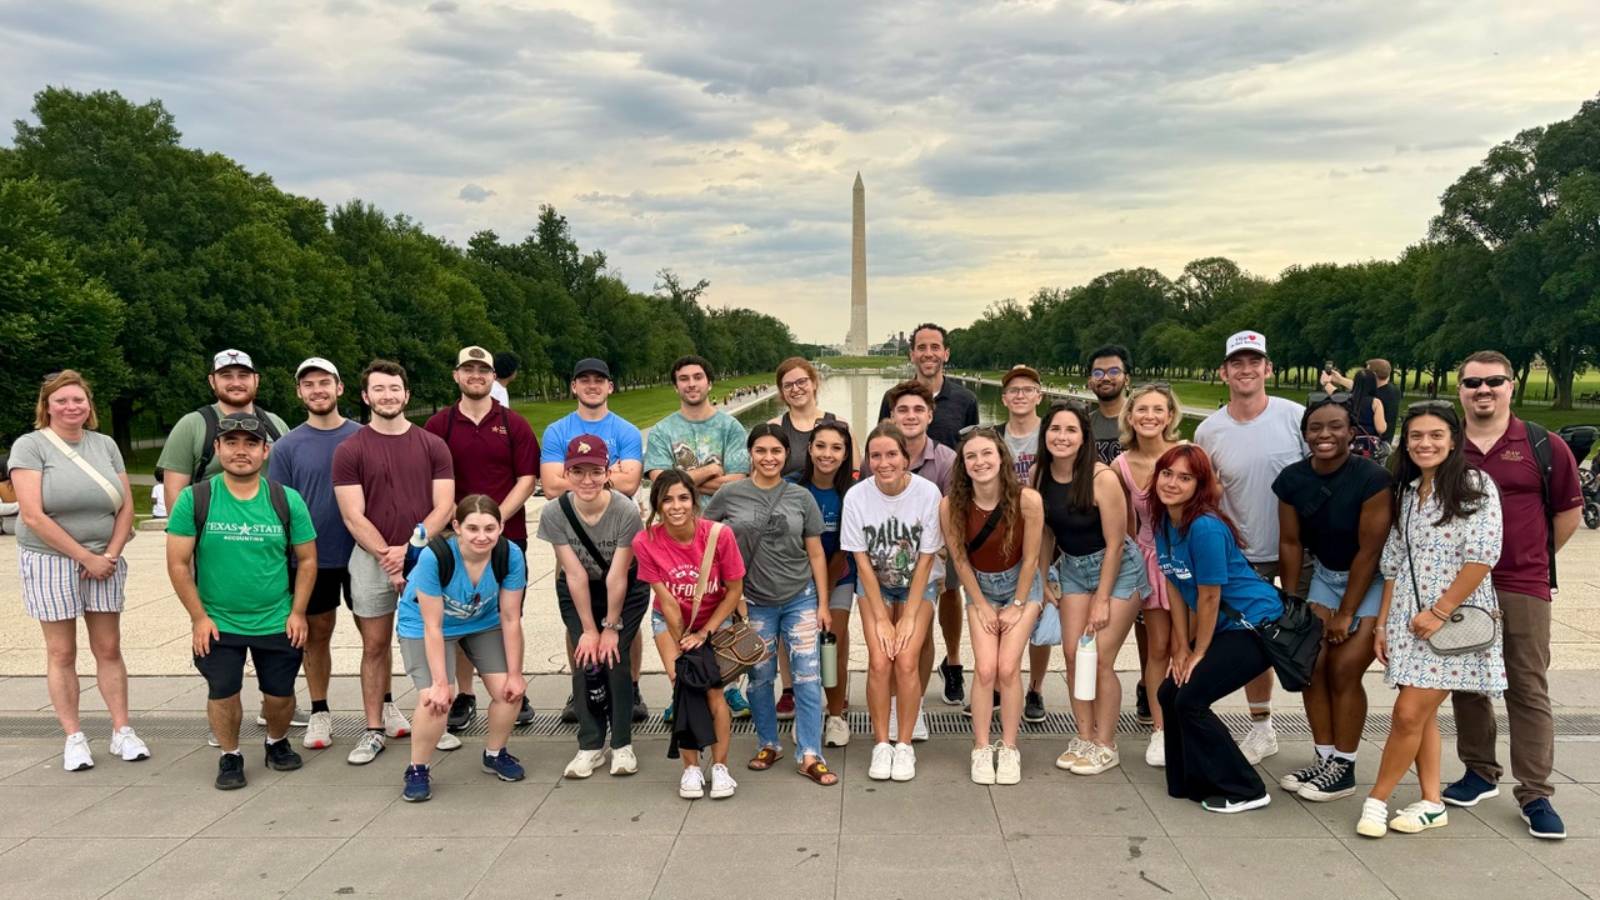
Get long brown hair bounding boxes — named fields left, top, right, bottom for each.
left=1032, top=402, right=1096, bottom=509
left=945, top=430, right=1021, bottom=558
left=1390, top=405, right=1486, bottom=527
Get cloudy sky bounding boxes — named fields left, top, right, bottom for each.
left=3, top=1, right=1598, bottom=344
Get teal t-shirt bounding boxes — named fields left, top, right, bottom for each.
left=167, top=477, right=317, bottom=635
left=397, top=538, right=528, bottom=640
left=643, top=411, right=750, bottom=488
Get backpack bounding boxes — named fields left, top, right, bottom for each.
left=1523, top=420, right=1558, bottom=589
left=193, top=404, right=283, bottom=482
left=192, top=476, right=295, bottom=590
left=426, top=535, right=512, bottom=588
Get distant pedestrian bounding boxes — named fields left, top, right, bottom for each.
left=490, top=350, right=519, bottom=407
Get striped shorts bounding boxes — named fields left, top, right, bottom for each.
left=19, top=548, right=128, bottom=621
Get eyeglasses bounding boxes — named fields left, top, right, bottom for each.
left=1459, top=375, right=1511, bottom=390
left=781, top=376, right=812, bottom=392
left=1003, top=385, right=1041, bottom=396
left=1089, top=367, right=1123, bottom=379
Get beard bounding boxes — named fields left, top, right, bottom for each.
left=1092, top=380, right=1122, bottom=399
left=372, top=404, right=406, bottom=420
left=459, top=382, right=492, bottom=401
left=303, top=397, right=339, bottom=416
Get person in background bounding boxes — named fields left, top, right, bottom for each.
left=10, top=371, right=145, bottom=771
left=1323, top=358, right=1400, bottom=444
left=1085, top=345, right=1131, bottom=464
left=490, top=351, right=519, bottom=407
left=997, top=365, right=1058, bottom=726
left=1348, top=370, right=1389, bottom=459
left=797, top=421, right=859, bottom=750
left=149, top=467, right=168, bottom=519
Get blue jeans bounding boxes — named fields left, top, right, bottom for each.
left=747, top=583, right=826, bottom=762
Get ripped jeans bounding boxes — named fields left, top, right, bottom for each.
left=747, top=582, right=825, bottom=762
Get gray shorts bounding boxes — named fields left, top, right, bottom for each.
left=348, top=546, right=399, bottom=618
left=399, top=627, right=508, bottom=689
left=827, top=582, right=855, bottom=612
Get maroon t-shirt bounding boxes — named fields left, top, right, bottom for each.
left=423, top=401, right=540, bottom=541
left=1463, top=417, right=1583, bottom=601
left=331, top=425, right=455, bottom=545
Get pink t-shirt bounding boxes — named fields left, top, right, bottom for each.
left=632, top=518, right=746, bottom=632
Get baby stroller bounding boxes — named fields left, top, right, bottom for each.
left=1556, top=424, right=1600, bottom=529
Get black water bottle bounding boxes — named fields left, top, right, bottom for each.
left=584, top=665, right=611, bottom=720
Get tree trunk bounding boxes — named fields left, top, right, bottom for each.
left=1516, top=360, right=1532, bottom=406
left=111, top=395, right=135, bottom=456
left=1552, top=343, right=1577, bottom=411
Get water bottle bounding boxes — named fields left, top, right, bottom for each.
left=820, top=631, right=838, bottom=689
left=403, top=523, right=427, bottom=576
left=584, top=665, right=611, bottom=720
left=1072, top=631, right=1098, bottom=701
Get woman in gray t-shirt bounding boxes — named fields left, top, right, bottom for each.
left=8, top=371, right=146, bottom=771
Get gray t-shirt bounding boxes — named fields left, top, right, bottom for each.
left=1193, top=396, right=1309, bottom=562
left=536, top=490, right=644, bottom=580
left=1004, top=427, right=1039, bottom=483
left=704, top=479, right=823, bottom=605
left=1090, top=408, right=1122, bottom=463
left=8, top=430, right=126, bottom=555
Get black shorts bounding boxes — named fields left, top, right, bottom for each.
left=307, top=567, right=351, bottom=616
left=194, top=631, right=303, bottom=700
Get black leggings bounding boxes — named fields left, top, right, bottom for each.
left=1158, top=628, right=1271, bottom=803
left=557, top=575, right=650, bottom=751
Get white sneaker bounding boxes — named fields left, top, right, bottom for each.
left=995, top=744, right=1022, bottom=785
left=610, top=745, right=638, bottom=776
left=709, top=763, right=737, bottom=799
left=1238, top=721, right=1278, bottom=765
left=63, top=732, right=94, bottom=771
left=868, top=742, right=895, bottom=781
left=564, top=748, right=608, bottom=779
left=207, top=731, right=220, bottom=748
left=679, top=766, right=706, bottom=799
left=1202, top=793, right=1272, bottom=814
left=971, top=746, right=996, bottom=785
left=436, top=731, right=462, bottom=751
left=1390, top=800, right=1448, bottom=834
left=303, top=711, right=334, bottom=750
left=824, top=715, right=851, bottom=748
left=382, top=702, right=411, bottom=738
left=891, top=742, right=916, bottom=782
left=109, top=726, right=150, bottom=762
left=1356, top=797, right=1389, bottom=838
left=1055, top=736, right=1092, bottom=770
left=1144, top=730, right=1166, bottom=768
left=1070, top=743, right=1120, bottom=776
left=347, top=730, right=386, bottom=765
left=256, top=709, right=308, bottom=728
left=912, top=708, right=929, bottom=742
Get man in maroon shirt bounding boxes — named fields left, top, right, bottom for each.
left=425, top=346, right=539, bottom=729
left=1444, top=350, right=1582, bottom=840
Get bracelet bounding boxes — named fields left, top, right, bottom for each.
left=1428, top=606, right=1449, bottom=622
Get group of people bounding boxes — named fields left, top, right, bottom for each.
left=6, top=324, right=1580, bottom=841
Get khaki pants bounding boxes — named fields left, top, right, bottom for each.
left=1451, top=590, right=1554, bottom=806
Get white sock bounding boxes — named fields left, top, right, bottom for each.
left=1332, top=749, right=1357, bottom=763
left=223, top=749, right=242, bottom=758
left=1363, top=797, right=1386, bottom=814
left=1419, top=799, right=1445, bottom=813
left=1314, top=744, right=1335, bottom=760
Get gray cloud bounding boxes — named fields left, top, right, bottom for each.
left=458, top=183, right=495, bottom=202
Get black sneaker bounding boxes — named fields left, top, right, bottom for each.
left=515, top=697, right=535, bottom=727
left=560, top=694, right=579, bottom=724
left=264, top=738, right=303, bottom=772
left=631, top=683, right=649, bottom=723
left=448, top=693, right=477, bottom=732
left=1297, top=758, right=1356, bottom=802
left=959, top=691, right=1001, bottom=719
left=1135, top=682, right=1153, bottom=726
left=215, top=752, right=247, bottom=790
left=1023, top=690, right=1047, bottom=724
left=939, top=661, right=965, bottom=706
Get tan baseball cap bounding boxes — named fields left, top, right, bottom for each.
left=455, top=346, right=494, bottom=368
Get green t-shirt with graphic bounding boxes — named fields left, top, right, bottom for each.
left=643, top=410, right=751, bottom=491
left=167, top=476, right=316, bottom=635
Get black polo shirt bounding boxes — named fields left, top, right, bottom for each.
left=878, top=376, right=980, bottom=450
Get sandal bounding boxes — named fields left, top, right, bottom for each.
left=748, top=747, right=783, bottom=770
left=798, top=758, right=838, bottom=786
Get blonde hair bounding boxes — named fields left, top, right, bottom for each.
left=35, top=370, right=99, bottom=431
left=1119, top=383, right=1181, bottom=448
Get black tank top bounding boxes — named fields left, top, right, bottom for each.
left=1041, top=473, right=1107, bottom=557
left=778, top=411, right=838, bottom=477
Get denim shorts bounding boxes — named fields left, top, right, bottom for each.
left=652, top=609, right=736, bottom=636
left=1054, top=537, right=1149, bottom=600
left=1307, top=559, right=1384, bottom=627
left=869, top=579, right=940, bottom=606
left=963, top=561, right=1044, bottom=609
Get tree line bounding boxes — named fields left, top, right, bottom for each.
left=0, top=88, right=805, bottom=450
left=949, top=93, right=1600, bottom=408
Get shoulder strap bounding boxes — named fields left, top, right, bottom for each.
left=428, top=535, right=456, bottom=586
left=268, top=479, right=293, bottom=588
left=192, top=477, right=213, bottom=540
left=687, top=522, right=723, bottom=630
left=559, top=492, right=612, bottom=572
left=37, top=430, right=123, bottom=511
left=194, top=405, right=222, bottom=482
left=491, top=538, right=512, bottom=584
left=257, top=409, right=283, bottom=442
left=965, top=502, right=1005, bottom=558
left=443, top=405, right=456, bottom=447
left=1522, top=420, right=1558, bottom=589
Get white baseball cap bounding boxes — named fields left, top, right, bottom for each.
left=1224, top=330, right=1268, bottom=360
left=295, top=357, right=340, bottom=380
left=212, top=349, right=256, bottom=372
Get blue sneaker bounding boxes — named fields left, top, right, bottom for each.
left=1521, top=798, right=1567, bottom=839
left=402, top=764, right=431, bottom=802
left=482, top=748, right=526, bottom=782
left=661, top=702, right=675, bottom=724
left=724, top=684, right=751, bottom=720
left=1442, top=769, right=1499, bottom=807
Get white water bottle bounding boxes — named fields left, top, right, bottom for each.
left=1072, top=632, right=1098, bottom=701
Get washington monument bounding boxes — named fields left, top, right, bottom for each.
left=845, top=172, right=869, bottom=355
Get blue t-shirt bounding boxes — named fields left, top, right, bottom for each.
left=540, top=411, right=643, bottom=465
left=1155, top=513, right=1281, bottom=633
left=267, top=420, right=363, bottom=570
left=397, top=538, right=528, bottom=640
left=793, top=476, right=856, bottom=583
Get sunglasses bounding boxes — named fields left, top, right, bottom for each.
left=1459, top=375, right=1511, bottom=390
left=958, top=424, right=1001, bottom=439
left=1406, top=399, right=1457, bottom=416
left=216, top=417, right=264, bottom=433
left=1307, top=391, right=1352, bottom=408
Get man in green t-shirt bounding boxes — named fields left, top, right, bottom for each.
left=158, top=349, right=292, bottom=522
left=167, top=413, right=317, bottom=791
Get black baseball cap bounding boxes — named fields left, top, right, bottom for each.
left=572, top=358, right=611, bottom=380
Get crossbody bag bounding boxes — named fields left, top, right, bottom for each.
left=39, top=430, right=124, bottom=512
left=685, top=521, right=768, bottom=682
left=1401, top=486, right=1499, bottom=656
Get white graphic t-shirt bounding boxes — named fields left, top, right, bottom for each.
left=841, top=474, right=945, bottom=589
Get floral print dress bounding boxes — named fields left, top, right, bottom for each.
left=1378, top=471, right=1507, bottom=695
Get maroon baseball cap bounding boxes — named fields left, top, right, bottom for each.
left=564, top=434, right=609, bottom=469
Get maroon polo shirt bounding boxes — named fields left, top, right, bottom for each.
left=1463, top=417, right=1582, bottom=601
left=424, top=401, right=540, bottom=541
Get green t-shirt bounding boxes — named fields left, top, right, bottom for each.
left=156, top=404, right=292, bottom=482
left=643, top=410, right=750, bottom=483
left=167, top=476, right=316, bottom=635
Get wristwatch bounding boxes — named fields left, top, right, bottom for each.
left=600, top=619, right=624, bottom=633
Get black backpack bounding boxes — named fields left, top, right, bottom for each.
left=193, top=404, right=284, bottom=482
left=191, top=476, right=295, bottom=590
left=426, top=535, right=512, bottom=588
left=1523, top=420, right=1558, bottom=589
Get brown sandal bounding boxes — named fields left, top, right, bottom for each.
left=748, top=747, right=783, bottom=770
left=798, top=758, right=838, bottom=786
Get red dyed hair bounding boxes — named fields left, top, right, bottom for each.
left=1147, top=444, right=1244, bottom=546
